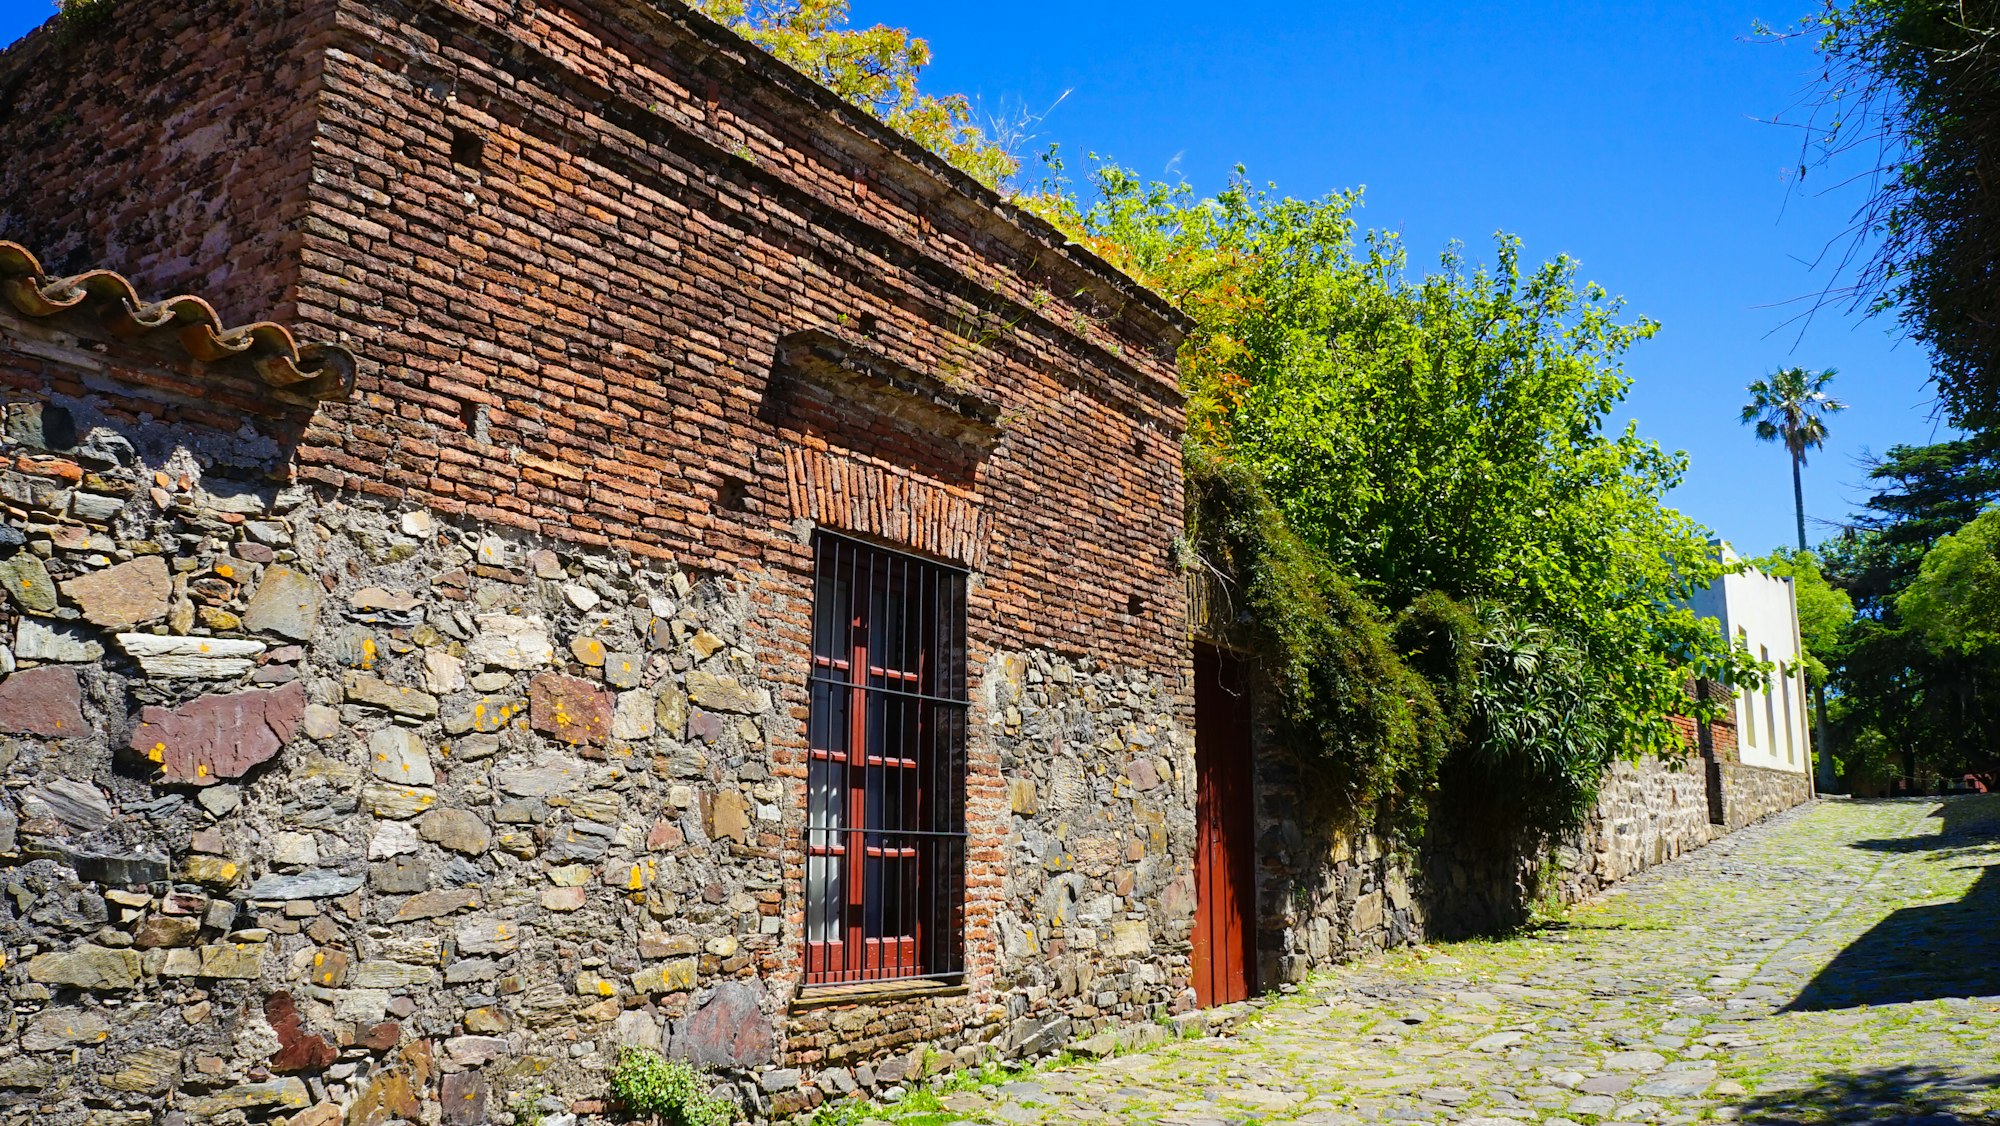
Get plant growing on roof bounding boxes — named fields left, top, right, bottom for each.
left=687, top=0, right=1015, bottom=188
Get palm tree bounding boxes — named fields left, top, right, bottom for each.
left=1741, top=367, right=1848, bottom=551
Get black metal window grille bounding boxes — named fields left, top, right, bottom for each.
left=804, top=533, right=968, bottom=985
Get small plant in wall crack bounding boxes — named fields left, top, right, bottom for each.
left=608, top=1048, right=735, bottom=1126
left=55, top=0, right=118, bottom=38
left=508, top=1085, right=553, bottom=1126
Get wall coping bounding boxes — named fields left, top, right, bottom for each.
left=639, top=0, right=1195, bottom=345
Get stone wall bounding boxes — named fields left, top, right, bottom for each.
left=1714, top=760, right=1814, bottom=833
left=1555, top=733, right=1814, bottom=897
left=1548, top=756, right=1717, bottom=903
left=0, top=299, right=1197, bottom=1125
left=984, top=651, right=1194, bottom=1044
left=1251, top=696, right=1805, bottom=986
left=0, top=308, right=791, bottom=1123
left=1251, top=732, right=1423, bottom=991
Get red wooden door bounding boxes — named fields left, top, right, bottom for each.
left=1192, top=644, right=1256, bottom=1007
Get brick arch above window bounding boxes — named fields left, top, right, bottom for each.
left=782, top=448, right=988, bottom=570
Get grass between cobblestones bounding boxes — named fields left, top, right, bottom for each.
left=812, top=796, right=2000, bottom=1126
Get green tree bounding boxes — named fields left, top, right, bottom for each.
left=1749, top=549, right=1855, bottom=687
left=1898, top=508, right=2000, bottom=653
left=1892, top=501, right=2000, bottom=786
left=1741, top=367, right=1847, bottom=552
left=1782, top=0, right=2000, bottom=430
left=688, top=0, right=1016, bottom=186
left=1074, top=170, right=1761, bottom=774
left=1821, top=431, right=2000, bottom=612
left=1820, top=435, right=2000, bottom=788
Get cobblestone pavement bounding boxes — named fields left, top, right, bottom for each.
left=849, top=796, right=2000, bottom=1126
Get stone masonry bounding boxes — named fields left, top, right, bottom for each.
left=1694, top=697, right=1816, bottom=832
left=1247, top=679, right=1809, bottom=989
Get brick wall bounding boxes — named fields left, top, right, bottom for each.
left=1, top=0, right=1189, bottom=659
left=0, top=0, right=329, bottom=322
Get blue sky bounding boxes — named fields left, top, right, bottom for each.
left=0, top=1, right=1948, bottom=555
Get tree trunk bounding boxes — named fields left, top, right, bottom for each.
left=1812, top=681, right=1835, bottom=793
left=1791, top=451, right=1808, bottom=552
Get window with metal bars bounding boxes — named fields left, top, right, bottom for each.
left=804, top=533, right=968, bottom=986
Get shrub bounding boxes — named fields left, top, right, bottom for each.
left=56, top=0, right=117, bottom=33
left=608, top=1048, right=734, bottom=1126
left=1392, top=591, right=1480, bottom=740
left=1186, top=448, right=1449, bottom=840
left=1454, top=605, right=1618, bottom=838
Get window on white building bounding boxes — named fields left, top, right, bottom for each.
left=1761, top=645, right=1778, bottom=762
left=1739, top=629, right=1756, bottom=748
left=1780, top=666, right=1796, bottom=763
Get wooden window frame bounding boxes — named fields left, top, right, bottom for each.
left=803, top=533, right=968, bottom=986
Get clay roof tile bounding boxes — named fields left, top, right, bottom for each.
left=0, top=241, right=355, bottom=402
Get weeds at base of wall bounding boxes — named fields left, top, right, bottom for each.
left=805, top=1005, right=1286, bottom=1126
left=608, top=1048, right=736, bottom=1126
left=510, top=1086, right=553, bottom=1126
left=802, top=999, right=1296, bottom=1124
left=804, top=1054, right=1093, bottom=1126
left=1524, top=851, right=1571, bottom=929
left=1152, top=1008, right=1210, bottom=1042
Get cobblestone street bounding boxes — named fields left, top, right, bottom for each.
left=861, top=796, right=2000, bottom=1126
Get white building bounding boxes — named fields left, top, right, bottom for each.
left=1687, top=545, right=1814, bottom=777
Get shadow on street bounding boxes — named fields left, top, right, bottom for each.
left=1732, top=1063, right=2000, bottom=1124
left=1787, top=796, right=2000, bottom=1012
left=1849, top=794, right=2000, bottom=855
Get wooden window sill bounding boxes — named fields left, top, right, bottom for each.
left=790, top=978, right=968, bottom=1011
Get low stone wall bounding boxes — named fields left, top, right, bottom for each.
left=1251, top=734, right=1423, bottom=991
left=1258, top=746, right=1808, bottom=988
left=1550, top=756, right=1717, bottom=902
left=1716, top=760, right=1814, bottom=832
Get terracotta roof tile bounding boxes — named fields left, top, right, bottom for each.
left=0, top=241, right=354, bottom=402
